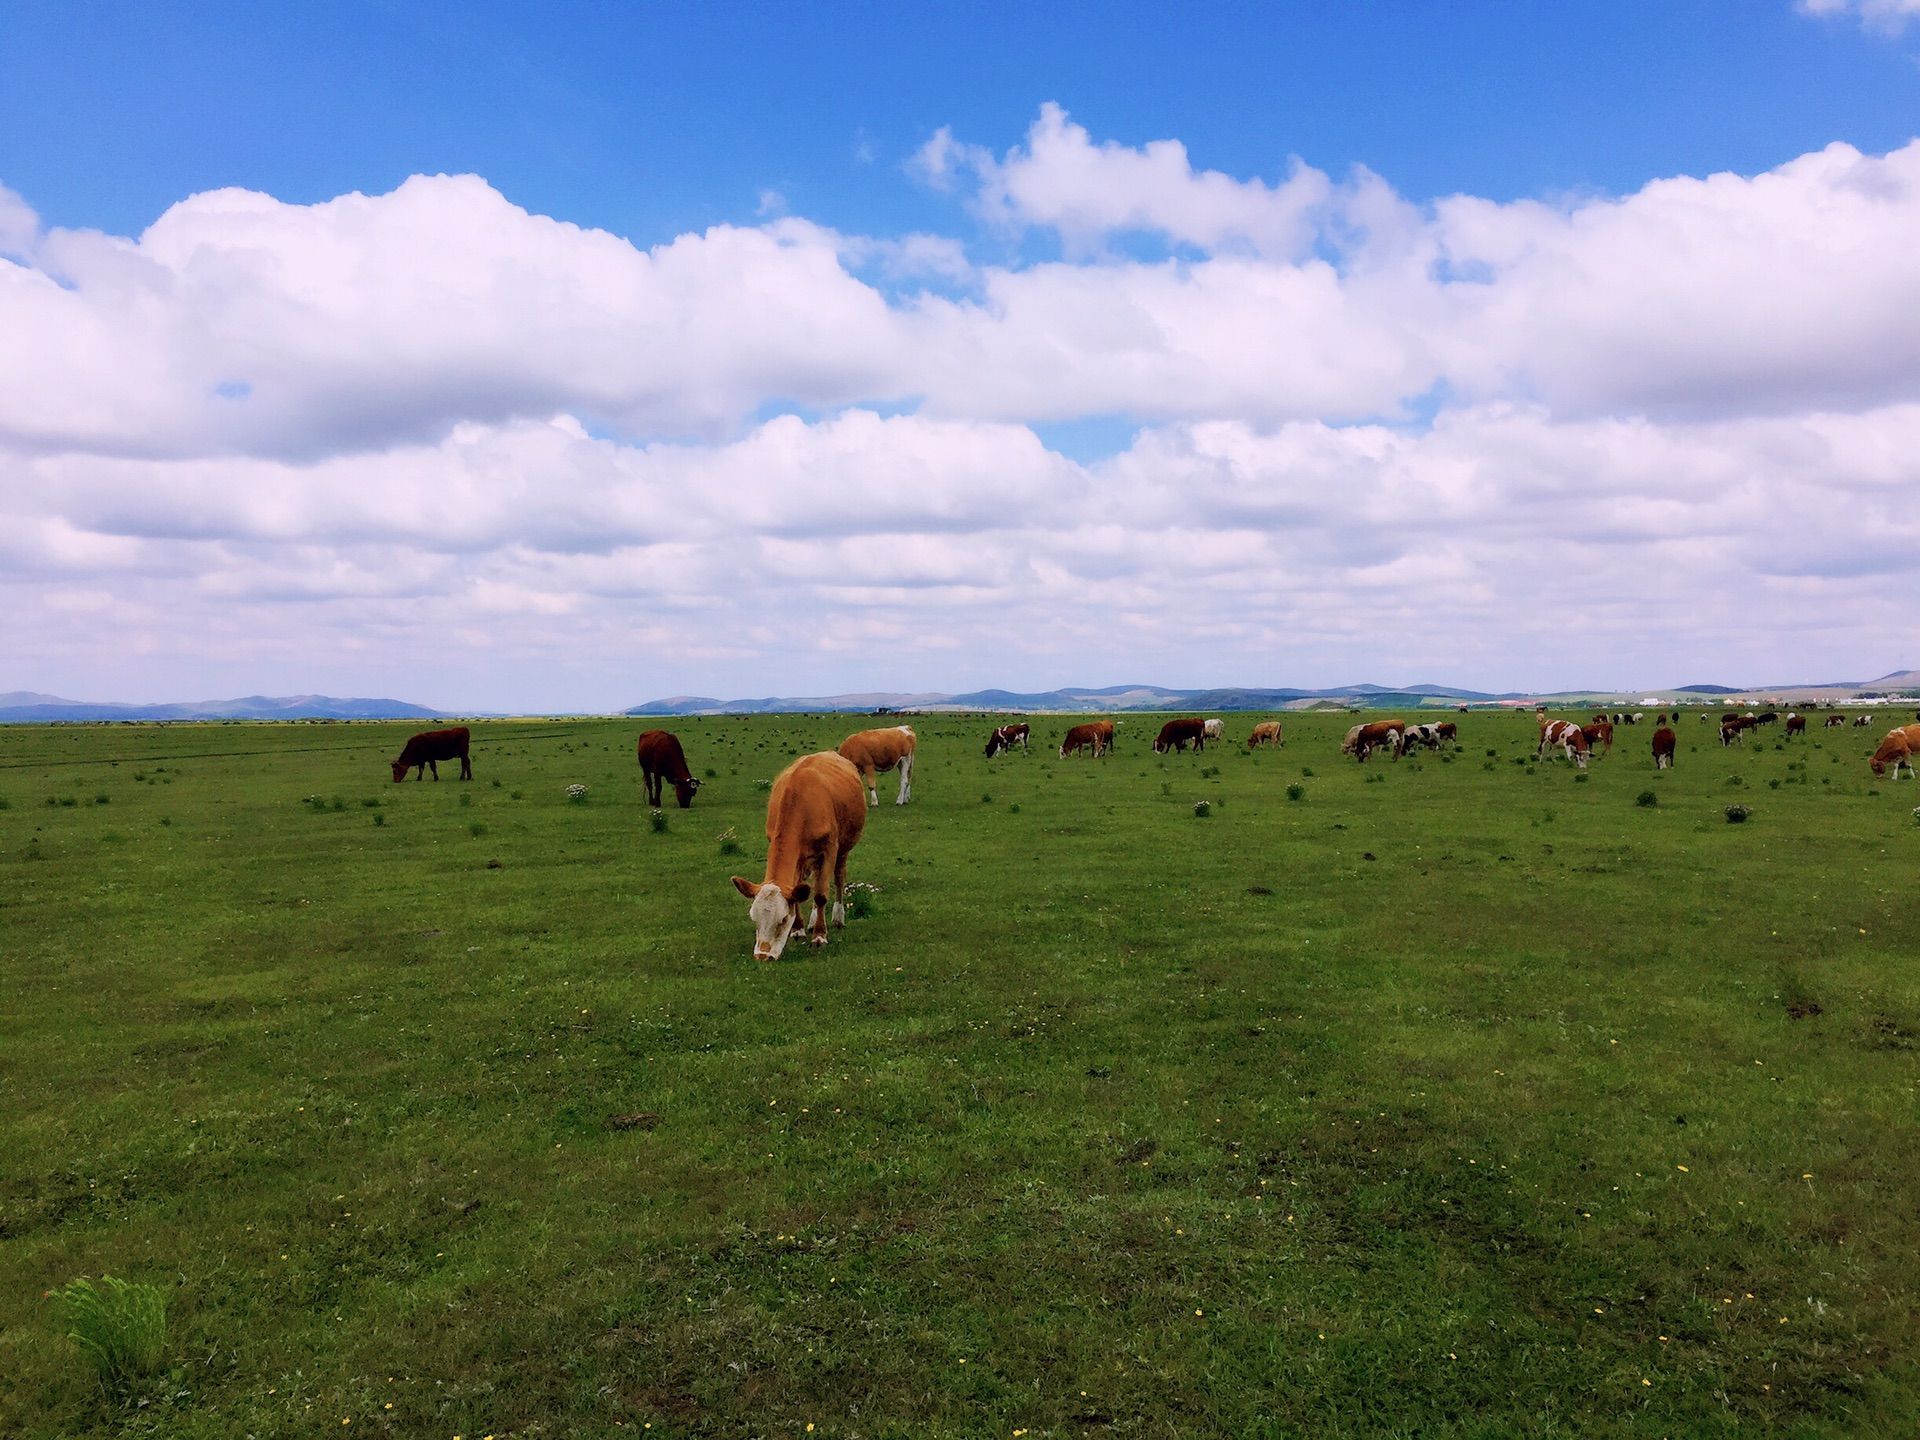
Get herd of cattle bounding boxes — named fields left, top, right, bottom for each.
left=385, top=705, right=1920, bottom=957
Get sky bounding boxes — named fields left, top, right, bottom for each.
left=4, top=0, right=1920, bottom=710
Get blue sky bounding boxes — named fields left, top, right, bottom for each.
left=7, top=3, right=1917, bottom=243
left=3, top=3, right=1920, bottom=708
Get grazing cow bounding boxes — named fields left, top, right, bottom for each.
left=1700, top=713, right=1712, bottom=723
left=1824, top=714, right=1846, bottom=728
left=1247, top=720, right=1284, bottom=749
left=1580, top=720, right=1614, bottom=754
left=1591, top=713, right=1609, bottom=724
left=1059, top=721, right=1114, bottom=758
left=1854, top=715, right=1873, bottom=727
left=1869, top=724, right=1920, bottom=779
left=1398, top=723, right=1444, bottom=756
left=1754, top=711, right=1779, bottom=726
left=390, top=726, right=471, bottom=783
left=636, top=729, right=701, bottom=808
left=1154, top=717, right=1209, bottom=753
left=1721, top=712, right=1740, bottom=725
left=838, top=725, right=916, bottom=806
left=1433, top=721, right=1458, bottom=744
left=1201, top=718, right=1225, bottom=744
left=730, top=751, right=867, bottom=959
left=1652, top=726, right=1676, bottom=769
left=1720, top=716, right=1756, bottom=746
left=983, top=722, right=1030, bottom=758
left=1538, top=717, right=1590, bottom=769
left=1343, top=719, right=1405, bottom=762
left=1784, top=713, right=1806, bottom=737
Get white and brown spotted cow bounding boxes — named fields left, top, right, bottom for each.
left=1538, top=716, right=1591, bottom=769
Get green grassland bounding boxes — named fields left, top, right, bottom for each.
left=2, top=710, right=1917, bottom=1437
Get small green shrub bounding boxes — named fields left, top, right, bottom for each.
left=981, top=793, right=993, bottom=804
left=362, top=797, right=381, bottom=808
left=1286, top=783, right=1305, bottom=801
left=1636, top=790, right=1658, bottom=807
left=468, top=822, right=486, bottom=837
left=717, top=828, right=741, bottom=856
left=1009, top=803, right=1021, bottom=813
left=53, top=1275, right=167, bottom=1390
left=459, top=792, right=473, bottom=807
left=94, top=795, right=110, bottom=805
left=1725, top=804, right=1752, bottom=824
left=649, top=808, right=669, bottom=833
left=1192, top=800, right=1212, bottom=817
left=847, top=882, right=880, bottom=919
left=373, top=812, right=386, bottom=828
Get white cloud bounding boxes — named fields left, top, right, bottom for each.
left=7, top=111, right=1920, bottom=705
left=1798, top=0, right=1920, bottom=33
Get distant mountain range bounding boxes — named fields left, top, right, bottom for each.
left=5, top=669, right=1912, bottom=723
left=0, top=692, right=442, bottom=723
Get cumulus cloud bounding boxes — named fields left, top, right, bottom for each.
left=1798, top=0, right=1920, bottom=33
left=6, top=109, right=1920, bottom=705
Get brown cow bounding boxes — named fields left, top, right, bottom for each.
left=1153, top=717, right=1208, bottom=753
left=983, top=722, right=1030, bottom=758
left=1247, top=720, right=1284, bottom=749
left=1059, top=721, right=1113, bottom=757
left=838, top=725, right=916, bottom=806
left=1869, top=724, right=1920, bottom=779
left=730, top=752, right=867, bottom=959
left=1342, top=720, right=1405, bottom=762
left=1652, top=726, right=1676, bottom=769
left=1581, top=720, right=1614, bottom=754
left=1824, top=714, right=1847, bottom=728
left=1784, top=713, right=1806, bottom=737
left=1720, top=716, right=1755, bottom=746
left=1434, top=721, right=1457, bottom=742
left=637, top=729, right=701, bottom=808
left=1538, top=717, right=1590, bottom=768
left=390, top=726, right=471, bottom=783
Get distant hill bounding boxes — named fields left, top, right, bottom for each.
left=0, top=693, right=443, bottom=723
left=626, top=682, right=1509, bottom=716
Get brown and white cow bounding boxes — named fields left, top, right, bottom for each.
left=838, top=725, right=916, bottom=806
left=637, top=729, right=701, bottom=808
left=1247, top=720, right=1285, bottom=749
left=1059, top=720, right=1114, bottom=757
left=1538, top=717, right=1590, bottom=768
left=984, top=722, right=1029, bottom=758
left=390, top=726, right=472, bottom=783
left=1854, top=715, right=1874, bottom=727
left=1342, top=720, right=1405, bottom=762
left=1869, top=724, right=1920, bottom=779
left=1154, top=717, right=1209, bottom=753
left=1434, top=721, right=1457, bottom=742
left=1720, top=716, right=1755, bottom=746
left=1824, top=714, right=1846, bottom=728
left=1580, top=720, right=1614, bottom=754
left=1201, top=718, right=1225, bottom=745
left=1652, top=726, right=1676, bottom=769
left=730, top=751, right=867, bottom=959
left=1398, top=722, right=1446, bottom=756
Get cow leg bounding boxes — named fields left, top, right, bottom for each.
left=428, top=758, right=439, bottom=781
left=831, top=849, right=850, bottom=929
left=863, top=767, right=878, bottom=807
left=461, top=753, right=472, bottom=780
left=895, top=752, right=913, bottom=804
left=810, top=850, right=834, bottom=947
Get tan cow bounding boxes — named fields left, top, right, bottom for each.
left=838, top=725, right=916, bottom=806
left=730, top=752, right=867, bottom=959
left=1201, top=718, right=1225, bottom=744
left=1869, top=724, right=1920, bottom=779
left=1247, top=720, right=1284, bottom=749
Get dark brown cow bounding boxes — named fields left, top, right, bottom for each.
left=1342, top=719, right=1405, bottom=762
left=1720, top=716, right=1756, bottom=746
left=1784, top=713, right=1806, bottom=737
left=730, top=752, right=867, bottom=958
left=637, top=729, right=701, bottom=808
left=1153, top=717, right=1208, bottom=753
left=1580, top=720, right=1613, bottom=754
left=1652, top=726, right=1676, bottom=769
left=1059, top=721, right=1113, bottom=757
left=1434, top=721, right=1457, bottom=742
left=390, top=726, right=471, bottom=783
left=983, top=722, right=1030, bottom=758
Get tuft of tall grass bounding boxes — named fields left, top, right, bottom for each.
left=649, top=809, right=668, bottom=833
left=52, top=1275, right=168, bottom=1390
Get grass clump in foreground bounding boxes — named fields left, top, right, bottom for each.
left=1, top=711, right=1918, bottom=1437
left=52, top=1276, right=167, bottom=1391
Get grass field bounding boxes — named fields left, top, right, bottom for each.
left=3, top=709, right=1918, bottom=1437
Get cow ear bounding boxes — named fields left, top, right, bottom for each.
left=730, top=875, right=758, bottom=899
left=788, top=882, right=811, bottom=906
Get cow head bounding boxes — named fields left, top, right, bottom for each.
left=390, top=758, right=408, bottom=783
left=673, top=776, right=701, bottom=808
left=731, top=875, right=810, bottom=960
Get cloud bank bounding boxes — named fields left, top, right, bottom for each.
left=4, top=110, right=1919, bottom=707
